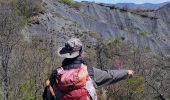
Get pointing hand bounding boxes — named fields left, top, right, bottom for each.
left=128, top=70, right=134, bottom=79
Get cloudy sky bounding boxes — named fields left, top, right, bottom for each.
left=74, top=0, right=170, bottom=4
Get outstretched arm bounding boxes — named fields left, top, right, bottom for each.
left=92, top=67, right=133, bottom=87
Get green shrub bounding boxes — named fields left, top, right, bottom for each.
left=19, top=16, right=28, bottom=26
left=113, top=38, right=122, bottom=45
left=18, top=80, right=35, bottom=100
left=0, top=0, right=43, bottom=17
left=139, top=32, right=147, bottom=37
left=59, top=0, right=73, bottom=6
left=89, top=32, right=97, bottom=38
left=127, top=76, right=144, bottom=97
left=71, top=2, right=81, bottom=10
left=0, top=92, right=2, bottom=100
left=59, top=0, right=81, bottom=10
left=16, top=0, right=43, bottom=17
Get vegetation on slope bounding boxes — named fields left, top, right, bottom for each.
left=59, top=0, right=81, bottom=10
left=0, top=0, right=170, bottom=100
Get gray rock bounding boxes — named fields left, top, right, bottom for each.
left=114, top=2, right=170, bottom=10
left=22, top=0, right=170, bottom=55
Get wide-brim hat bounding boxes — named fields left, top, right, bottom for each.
left=57, top=38, right=83, bottom=58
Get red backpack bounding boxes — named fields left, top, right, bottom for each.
left=56, top=64, right=89, bottom=100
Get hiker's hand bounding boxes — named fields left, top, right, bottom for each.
left=128, top=70, right=134, bottom=79
left=46, top=80, right=50, bottom=87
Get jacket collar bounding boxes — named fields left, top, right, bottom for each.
left=61, top=56, right=83, bottom=70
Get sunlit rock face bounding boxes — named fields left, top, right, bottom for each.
left=23, top=0, right=170, bottom=55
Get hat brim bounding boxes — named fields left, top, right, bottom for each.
left=57, top=47, right=80, bottom=58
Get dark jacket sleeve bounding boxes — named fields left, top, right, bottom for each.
left=49, top=70, right=61, bottom=100
left=49, top=70, right=57, bottom=86
left=42, top=70, right=57, bottom=100
left=92, top=67, right=129, bottom=87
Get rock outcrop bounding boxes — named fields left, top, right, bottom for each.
left=114, top=2, right=170, bottom=10
left=22, top=0, right=170, bottom=55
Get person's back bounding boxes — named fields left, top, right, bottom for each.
left=43, top=38, right=134, bottom=100
left=56, top=63, right=89, bottom=100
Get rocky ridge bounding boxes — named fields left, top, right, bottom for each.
left=22, top=0, right=170, bottom=55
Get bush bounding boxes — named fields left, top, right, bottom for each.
left=71, top=2, right=81, bottom=10
left=59, top=0, right=73, bottom=6
left=59, top=0, right=81, bottom=10
left=89, top=32, right=97, bottom=38
left=139, top=32, right=147, bottom=37
left=17, top=81, right=35, bottom=100
left=17, top=0, right=43, bottom=17
left=19, top=16, right=28, bottom=26
left=126, top=76, right=144, bottom=98
left=112, top=38, right=123, bottom=46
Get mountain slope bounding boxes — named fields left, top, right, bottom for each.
left=23, top=0, right=170, bottom=55
left=115, top=2, right=170, bottom=10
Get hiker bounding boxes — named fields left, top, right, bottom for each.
left=43, top=38, right=134, bottom=100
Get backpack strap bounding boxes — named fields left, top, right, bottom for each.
left=56, top=67, right=64, bottom=75
left=85, top=77, right=97, bottom=100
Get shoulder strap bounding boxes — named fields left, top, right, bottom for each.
left=56, top=67, right=64, bottom=74
left=85, top=77, right=97, bottom=100
left=81, top=64, right=87, bottom=69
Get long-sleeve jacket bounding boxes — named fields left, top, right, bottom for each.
left=43, top=57, right=129, bottom=100
left=49, top=57, right=129, bottom=87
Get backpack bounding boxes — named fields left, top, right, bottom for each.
left=56, top=64, right=91, bottom=100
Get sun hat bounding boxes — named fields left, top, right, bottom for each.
left=58, top=38, right=83, bottom=58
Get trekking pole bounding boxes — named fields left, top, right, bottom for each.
left=45, top=80, right=56, bottom=100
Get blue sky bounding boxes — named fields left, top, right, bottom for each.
left=74, top=0, right=170, bottom=4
